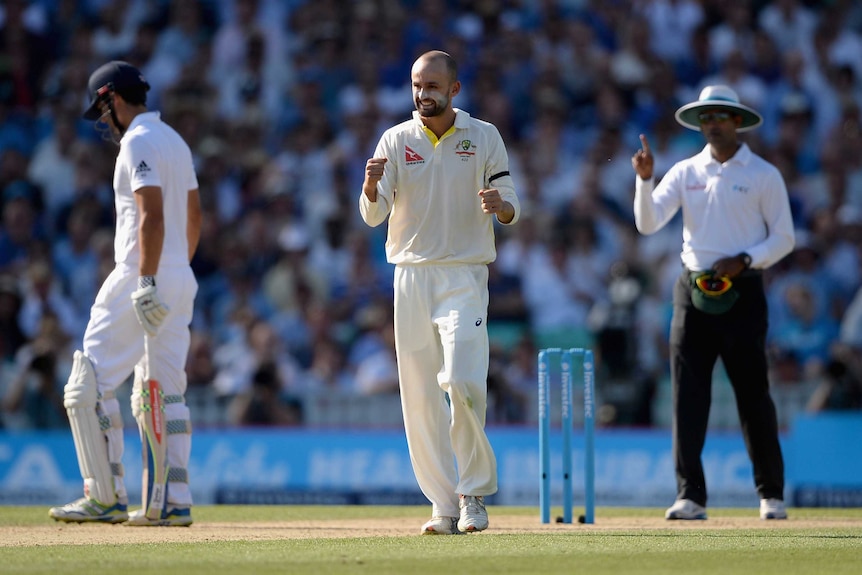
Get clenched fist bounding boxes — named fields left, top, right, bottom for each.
left=363, top=157, right=387, bottom=202
left=479, top=188, right=514, bottom=223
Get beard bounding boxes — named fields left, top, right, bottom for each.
left=415, top=94, right=449, bottom=118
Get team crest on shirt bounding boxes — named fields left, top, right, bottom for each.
left=405, top=145, right=425, bottom=164
left=455, top=140, right=476, bottom=160
left=135, top=160, right=152, bottom=175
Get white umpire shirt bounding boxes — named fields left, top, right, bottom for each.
left=634, top=143, right=794, bottom=271
left=113, top=111, right=198, bottom=268
left=359, top=109, right=520, bottom=263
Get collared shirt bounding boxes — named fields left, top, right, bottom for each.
left=360, top=109, right=520, bottom=266
left=634, top=143, right=794, bottom=271
left=113, top=111, right=198, bottom=267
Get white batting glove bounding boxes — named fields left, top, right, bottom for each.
left=131, top=285, right=170, bottom=337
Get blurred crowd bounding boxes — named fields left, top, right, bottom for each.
left=1, top=0, right=861, bottom=431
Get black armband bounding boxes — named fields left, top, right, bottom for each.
left=488, top=171, right=510, bottom=184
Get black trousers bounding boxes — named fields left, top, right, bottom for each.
left=669, top=270, right=785, bottom=506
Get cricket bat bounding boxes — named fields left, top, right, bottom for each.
left=141, top=336, right=169, bottom=520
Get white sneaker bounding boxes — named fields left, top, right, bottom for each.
left=125, top=506, right=193, bottom=527
left=458, top=495, right=489, bottom=532
left=760, top=498, right=787, bottom=520
left=49, top=497, right=128, bottom=524
left=421, top=516, right=460, bottom=535
left=665, top=499, right=707, bottom=520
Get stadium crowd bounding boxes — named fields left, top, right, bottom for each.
left=1, top=0, right=861, bottom=430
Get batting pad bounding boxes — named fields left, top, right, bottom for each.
left=165, top=398, right=192, bottom=505
left=98, top=392, right=127, bottom=502
left=63, top=351, right=117, bottom=506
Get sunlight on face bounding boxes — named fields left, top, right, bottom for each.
left=411, top=58, right=455, bottom=118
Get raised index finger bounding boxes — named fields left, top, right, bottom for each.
left=639, top=134, right=651, bottom=154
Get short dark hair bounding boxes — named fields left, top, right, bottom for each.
left=419, top=50, right=458, bottom=82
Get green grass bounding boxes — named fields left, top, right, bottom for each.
left=2, top=506, right=861, bottom=575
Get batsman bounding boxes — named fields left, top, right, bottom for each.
left=49, top=61, right=201, bottom=526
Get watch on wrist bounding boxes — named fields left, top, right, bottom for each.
left=739, top=253, right=752, bottom=269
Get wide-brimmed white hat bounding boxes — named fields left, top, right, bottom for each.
left=675, top=85, right=763, bottom=133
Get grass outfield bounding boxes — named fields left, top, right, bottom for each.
left=1, top=506, right=861, bottom=574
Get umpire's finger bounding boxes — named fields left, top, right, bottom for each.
left=639, top=134, right=651, bottom=155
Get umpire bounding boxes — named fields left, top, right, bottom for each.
left=631, top=86, right=795, bottom=520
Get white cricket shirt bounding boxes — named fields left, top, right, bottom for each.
left=360, top=109, right=519, bottom=265
left=112, top=111, right=198, bottom=267
left=634, top=143, right=795, bottom=271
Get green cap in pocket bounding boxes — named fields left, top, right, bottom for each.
left=689, top=272, right=740, bottom=315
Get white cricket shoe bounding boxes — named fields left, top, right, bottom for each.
left=126, top=506, right=193, bottom=527
left=421, top=516, right=460, bottom=535
left=760, top=498, right=787, bottom=520
left=49, top=497, right=128, bottom=524
left=458, top=495, right=489, bottom=532
left=665, top=499, right=707, bottom=520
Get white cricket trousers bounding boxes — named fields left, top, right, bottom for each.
left=393, top=264, right=498, bottom=518
left=82, top=262, right=197, bottom=505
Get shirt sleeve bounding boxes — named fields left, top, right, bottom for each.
left=185, top=145, right=199, bottom=191
left=124, top=136, right=162, bottom=192
left=746, top=164, right=795, bottom=269
left=485, top=125, right=520, bottom=225
left=634, top=164, right=681, bottom=235
left=359, top=135, right=394, bottom=228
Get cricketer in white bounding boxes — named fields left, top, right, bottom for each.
left=360, top=51, right=520, bottom=534
left=49, top=61, right=201, bottom=526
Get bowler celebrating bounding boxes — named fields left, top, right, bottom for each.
left=360, top=51, right=520, bottom=534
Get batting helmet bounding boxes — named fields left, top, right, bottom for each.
left=82, top=61, right=150, bottom=121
